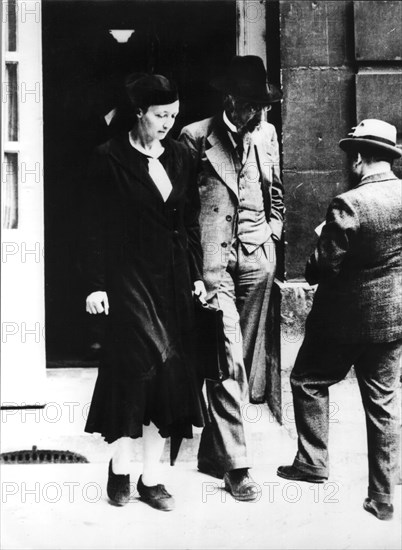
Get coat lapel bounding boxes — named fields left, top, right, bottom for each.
left=205, top=118, right=239, bottom=198
left=107, top=134, right=171, bottom=203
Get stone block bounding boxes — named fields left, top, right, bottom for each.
left=283, top=169, right=348, bottom=280
left=354, top=1, right=402, bottom=61
left=356, top=71, right=402, bottom=131
left=281, top=67, right=355, bottom=171
left=280, top=0, right=354, bottom=68
left=356, top=70, right=402, bottom=177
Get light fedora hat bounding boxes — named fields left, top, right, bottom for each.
left=339, top=119, right=401, bottom=159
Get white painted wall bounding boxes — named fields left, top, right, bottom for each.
left=1, top=0, right=46, bottom=406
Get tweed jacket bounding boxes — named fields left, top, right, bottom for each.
left=179, top=115, right=284, bottom=294
left=305, top=171, right=402, bottom=343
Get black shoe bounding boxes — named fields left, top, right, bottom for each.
left=223, top=469, right=261, bottom=502
left=106, top=459, right=131, bottom=506
left=277, top=464, right=327, bottom=484
left=137, top=475, right=175, bottom=511
left=363, top=498, right=394, bottom=521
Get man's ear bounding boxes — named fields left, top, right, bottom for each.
left=349, top=151, right=362, bottom=169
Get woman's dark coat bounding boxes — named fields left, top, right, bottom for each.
left=82, top=134, right=204, bottom=442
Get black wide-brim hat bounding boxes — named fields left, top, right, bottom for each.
left=210, top=55, right=283, bottom=105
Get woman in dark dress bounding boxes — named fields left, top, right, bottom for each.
left=82, top=74, right=207, bottom=511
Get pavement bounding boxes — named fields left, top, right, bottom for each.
left=1, top=368, right=401, bottom=550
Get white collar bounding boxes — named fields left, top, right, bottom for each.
left=223, top=111, right=238, bottom=134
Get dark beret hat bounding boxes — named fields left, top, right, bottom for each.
left=125, top=73, right=178, bottom=106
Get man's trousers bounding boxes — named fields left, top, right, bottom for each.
left=198, top=238, right=276, bottom=475
left=290, top=333, right=402, bottom=504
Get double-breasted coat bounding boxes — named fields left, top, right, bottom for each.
left=82, top=134, right=204, bottom=443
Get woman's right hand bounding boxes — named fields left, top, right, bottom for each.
left=86, top=291, right=109, bottom=315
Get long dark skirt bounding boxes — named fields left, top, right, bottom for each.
left=84, top=315, right=204, bottom=444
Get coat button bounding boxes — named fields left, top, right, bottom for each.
left=226, top=215, right=232, bottom=222
left=221, top=242, right=227, bottom=248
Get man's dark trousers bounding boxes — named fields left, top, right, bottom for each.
left=290, top=332, right=402, bottom=504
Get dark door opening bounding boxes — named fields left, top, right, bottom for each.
left=43, top=0, right=236, bottom=367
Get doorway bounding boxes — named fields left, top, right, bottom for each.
left=42, top=0, right=236, bottom=366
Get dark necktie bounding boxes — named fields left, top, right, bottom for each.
left=230, top=131, right=243, bottom=159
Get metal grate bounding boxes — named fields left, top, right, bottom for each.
left=0, top=446, right=89, bottom=464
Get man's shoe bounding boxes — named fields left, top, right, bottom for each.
left=137, top=475, right=175, bottom=511
left=277, top=464, right=327, bottom=484
left=363, top=498, right=394, bottom=521
left=223, top=469, right=261, bottom=502
left=106, top=459, right=131, bottom=506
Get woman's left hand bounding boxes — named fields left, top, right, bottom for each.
left=193, top=280, right=207, bottom=304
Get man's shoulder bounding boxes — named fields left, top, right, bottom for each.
left=251, top=121, right=279, bottom=153
left=256, top=120, right=277, bottom=136
left=337, top=173, right=401, bottom=201
left=180, top=116, right=215, bottom=138
left=332, top=186, right=371, bottom=213
left=331, top=173, right=402, bottom=223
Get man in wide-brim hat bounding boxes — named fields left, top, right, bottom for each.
left=179, top=55, right=284, bottom=501
left=277, top=118, right=402, bottom=521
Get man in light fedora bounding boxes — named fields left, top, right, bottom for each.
left=277, top=119, right=402, bottom=520
left=179, top=55, right=284, bottom=501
